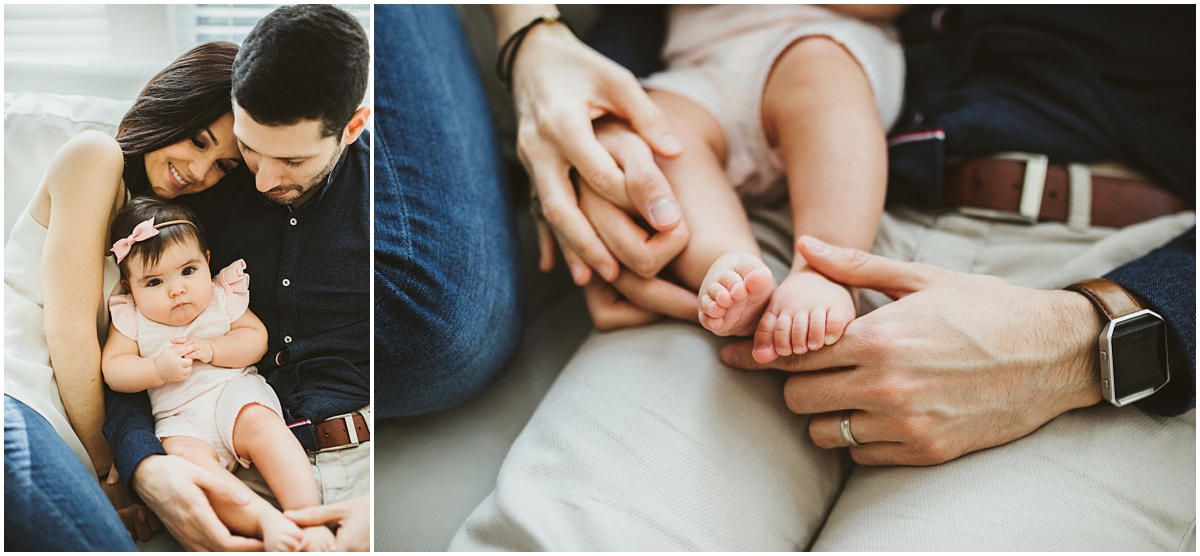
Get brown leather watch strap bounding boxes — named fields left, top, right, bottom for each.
left=1065, top=278, right=1142, bottom=321
left=313, top=413, right=370, bottom=451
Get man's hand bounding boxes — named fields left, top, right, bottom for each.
left=171, top=337, right=214, bottom=363
left=720, top=236, right=1104, bottom=466
left=132, top=455, right=263, bottom=551
left=508, top=17, right=684, bottom=285
left=284, top=495, right=369, bottom=552
left=155, top=344, right=196, bottom=382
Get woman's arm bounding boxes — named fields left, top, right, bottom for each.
left=39, top=130, right=127, bottom=474
left=173, top=309, right=268, bottom=369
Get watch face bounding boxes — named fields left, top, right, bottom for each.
left=1111, top=313, right=1168, bottom=401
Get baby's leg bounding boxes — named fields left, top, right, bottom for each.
left=648, top=90, right=776, bottom=336
left=754, top=37, right=889, bottom=359
left=232, top=404, right=334, bottom=552
left=161, top=436, right=305, bottom=551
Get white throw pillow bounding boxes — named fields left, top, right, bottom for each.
left=4, top=91, right=131, bottom=242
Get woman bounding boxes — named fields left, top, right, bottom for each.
left=4, top=41, right=243, bottom=551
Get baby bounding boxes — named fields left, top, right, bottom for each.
left=100, top=196, right=334, bottom=551
left=641, top=5, right=905, bottom=359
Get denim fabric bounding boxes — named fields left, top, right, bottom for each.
left=5, top=395, right=135, bottom=551
left=373, top=4, right=523, bottom=418
left=1109, top=227, right=1197, bottom=416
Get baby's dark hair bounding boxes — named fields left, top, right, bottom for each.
left=109, top=196, right=209, bottom=280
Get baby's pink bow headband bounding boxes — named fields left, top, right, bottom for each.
left=110, top=217, right=196, bottom=263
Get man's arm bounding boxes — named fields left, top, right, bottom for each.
left=102, top=387, right=166, bottom=493
left=1105, top=228, right=1196, bottom=416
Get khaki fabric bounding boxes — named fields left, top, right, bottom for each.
left=452, top=205, right=1196, bottom=551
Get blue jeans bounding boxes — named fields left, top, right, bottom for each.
left=5, top=395, right=135, bottom=551
left=374, top=5, right=523, bottom=418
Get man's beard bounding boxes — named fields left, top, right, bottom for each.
left=262, top=146, right=343, bottom=206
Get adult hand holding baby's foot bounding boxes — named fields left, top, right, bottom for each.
left=752, top=267, right=855, bottom=363
left=301, top=525, right=336, bottom=552
left=155, top=344, right=196, bottom=382
left=261, top=512, right=307, bottom=552
left=698, top=252, right=777, bottom=337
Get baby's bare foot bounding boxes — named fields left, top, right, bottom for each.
left=302, top=524, right=336, bottom=552
left=261, top=511, right=307, bottom=552
left=699, top=252, right=777, bottom=337
left=753, top=269, right=856, bottom=363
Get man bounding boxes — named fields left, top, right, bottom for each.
left=452, top=4, right=1194, bottom=550
left=104, top=5, right=371, bottom=551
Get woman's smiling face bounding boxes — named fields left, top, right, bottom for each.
left=143, top=112, right=242, bottom=199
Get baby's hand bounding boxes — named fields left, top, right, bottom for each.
left=752, top=268, right=856, bottom=363
left=154, top=344, right=196, bottom=382
left=171, top=337, right=214, bottom=363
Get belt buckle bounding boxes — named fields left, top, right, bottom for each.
left=956, top=151, right=1049, bottom=224
left=316, top=412, right=360, bottom=453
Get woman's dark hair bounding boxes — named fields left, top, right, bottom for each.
left=117, top=41, right=239, bottom=196
left=233, top=5, right=369, bottom=138
left=109, top=196, right=209, bottom=280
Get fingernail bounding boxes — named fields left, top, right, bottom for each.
left=649, top=198, right=681, bottom=227
left=659, top=133, right=682, bottom=153
left=801, top=235, right=830, bottom=256
left=567, top=261, right=584, bottom=284
left=234, top=490, right=251, bottom=505
left=825, top=334, right=838, bottom=346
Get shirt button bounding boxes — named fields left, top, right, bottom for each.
left=290, top=218, right=297, bottom=226
left=282, top=279, right=291, bottom=286
left=284, top=336, right=292, bottom=343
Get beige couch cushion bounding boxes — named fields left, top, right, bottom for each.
left=4, top=91, right=130, bottom=242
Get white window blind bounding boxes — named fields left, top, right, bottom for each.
left=4, top=4, right=112, bottom=64
left=173, top=4, right=370, bottom=51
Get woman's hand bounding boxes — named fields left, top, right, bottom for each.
left=499, top=7, right=685, bottom=284
left=101, top=464, right=163, bottom=543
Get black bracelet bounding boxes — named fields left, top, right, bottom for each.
left=496, top=13, right=571, bottom=92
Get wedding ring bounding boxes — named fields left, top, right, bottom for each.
left=840, top=410, right=862, bottom=447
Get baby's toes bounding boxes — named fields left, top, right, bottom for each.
left=741, top=264, right=775, bottom=296
left=774, top=312, right=797, bottom=357
left=717, top=271, right=748, bottom=302
left=753, top=312, right=778, bottom=363
left=807, top=309, right=828, bottom=351
left=700, top=294, right=725, bottom=319
left=707, top=281, right=734, bottom=308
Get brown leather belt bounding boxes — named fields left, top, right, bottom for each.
left=943, top=153, right=1192, bottom=228
left=313, top=412, right=370, bottom=452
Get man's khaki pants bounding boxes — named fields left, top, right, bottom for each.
left=451, top=207, right=1195, bottom=551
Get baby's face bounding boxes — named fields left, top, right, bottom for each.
left=127, top=239, right=213, bottom=327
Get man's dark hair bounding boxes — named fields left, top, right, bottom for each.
left=233, top=5, right=369, bottom=138
left=118, top=41, right=238, bottom=196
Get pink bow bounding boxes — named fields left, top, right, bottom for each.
left=111, top=218, right=159, bottom=263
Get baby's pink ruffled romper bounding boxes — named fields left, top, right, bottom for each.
left=109, top=260, right=283, bottom=470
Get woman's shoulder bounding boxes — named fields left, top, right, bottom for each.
left=42, top=131, right=126, bottom=201
left=54, top=130, right=124, bottom=172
